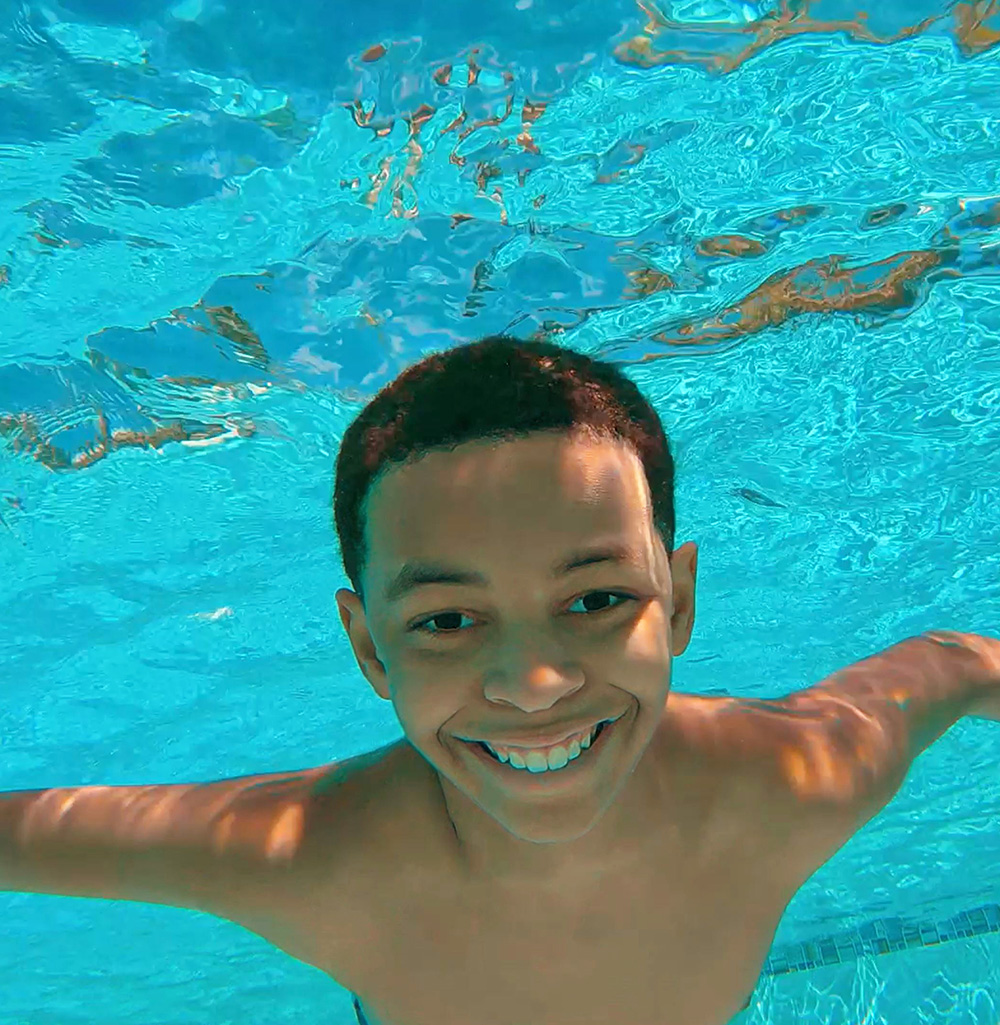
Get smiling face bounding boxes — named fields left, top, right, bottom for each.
left=335, top=429, right=698, bottom=874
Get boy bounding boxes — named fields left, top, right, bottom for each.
left=2, top=335, right=998, bottom=1025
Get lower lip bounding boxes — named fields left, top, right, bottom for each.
left=462, top=717, right=619, bottom=788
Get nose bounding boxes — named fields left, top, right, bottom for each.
left=481, top=639, right=585, bottom=713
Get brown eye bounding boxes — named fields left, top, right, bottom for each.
left=409, top=591, right=635, bottom=638
left=410, top=610, right=471, bottom=635
left=574, top=590, right=632, bottom=614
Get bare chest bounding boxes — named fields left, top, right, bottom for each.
left=327, top=858, right=792, bottom=1025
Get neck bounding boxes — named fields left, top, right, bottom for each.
left=432, top=749, right=680, bottom=894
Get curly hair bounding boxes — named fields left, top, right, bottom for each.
left=333, top=335, right=675, bottom=607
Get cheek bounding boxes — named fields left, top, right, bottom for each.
left=610, top=642, right=671, bottom=698
left=390, top=680, right=463, bottom=737
left=622, top=606, right=673, bottom=662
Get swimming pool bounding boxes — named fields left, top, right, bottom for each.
left=1, top=0, right=999, bottom=1021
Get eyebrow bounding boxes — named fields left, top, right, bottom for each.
left=382, top=542, right=642, bottom=604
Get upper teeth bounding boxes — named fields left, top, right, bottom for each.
left=483, top=723, right=601, bottom=773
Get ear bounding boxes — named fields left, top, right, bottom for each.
left=668, top=541, right=698, bottom=656
left=335, top=588, right=391, bottom=701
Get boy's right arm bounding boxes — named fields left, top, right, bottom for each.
left=0, top=768, right=328, bottom=923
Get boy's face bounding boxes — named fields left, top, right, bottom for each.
left=336, top=430, right=698, bottom=859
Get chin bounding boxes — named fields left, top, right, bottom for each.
left=501, top=820, right=604, bottom=846
left=484, top=801, right=611, bottom=846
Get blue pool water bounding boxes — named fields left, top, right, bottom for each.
left=1, top=0, right=1000, bottom=1021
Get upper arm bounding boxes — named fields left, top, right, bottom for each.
left=0, top=767, right=333, bottom=923
left=773, top=687, right=913, bottom=810
left=733, top=691, right=912, bottom=867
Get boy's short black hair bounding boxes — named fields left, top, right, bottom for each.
left=333, top=335, right=676, bottom=608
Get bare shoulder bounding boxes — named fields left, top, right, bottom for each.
left=222, top=741, right=444, bottom=977
left=662, top=691, right=896, bottom=879
left=260, top=739, right=438, bottom=865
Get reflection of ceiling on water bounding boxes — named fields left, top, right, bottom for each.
left=0, top=0, right=998, bottom=472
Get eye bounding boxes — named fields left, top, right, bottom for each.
left=569, top=590, right=635, bottom=616
left=407, top=590, right=636, bottom=637
left=409, top=610, right=473, bottom=636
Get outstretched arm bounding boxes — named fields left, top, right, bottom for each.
left=782, top=630, right=1000, bottom=806
left=0, top=767, right=329, bottom=918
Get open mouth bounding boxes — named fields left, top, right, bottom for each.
left=463, top=716, right=617, bottom=777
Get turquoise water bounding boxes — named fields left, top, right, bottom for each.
left=1, top=0, right=1000, bottom=1021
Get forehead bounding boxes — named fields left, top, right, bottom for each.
left=364, top=432, right=655, bottom=570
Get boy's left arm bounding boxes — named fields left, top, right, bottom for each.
left=780, top=630, right=1000, bottom=807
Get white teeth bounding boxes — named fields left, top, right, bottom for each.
left=483, top=722, right=603, bottom=773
